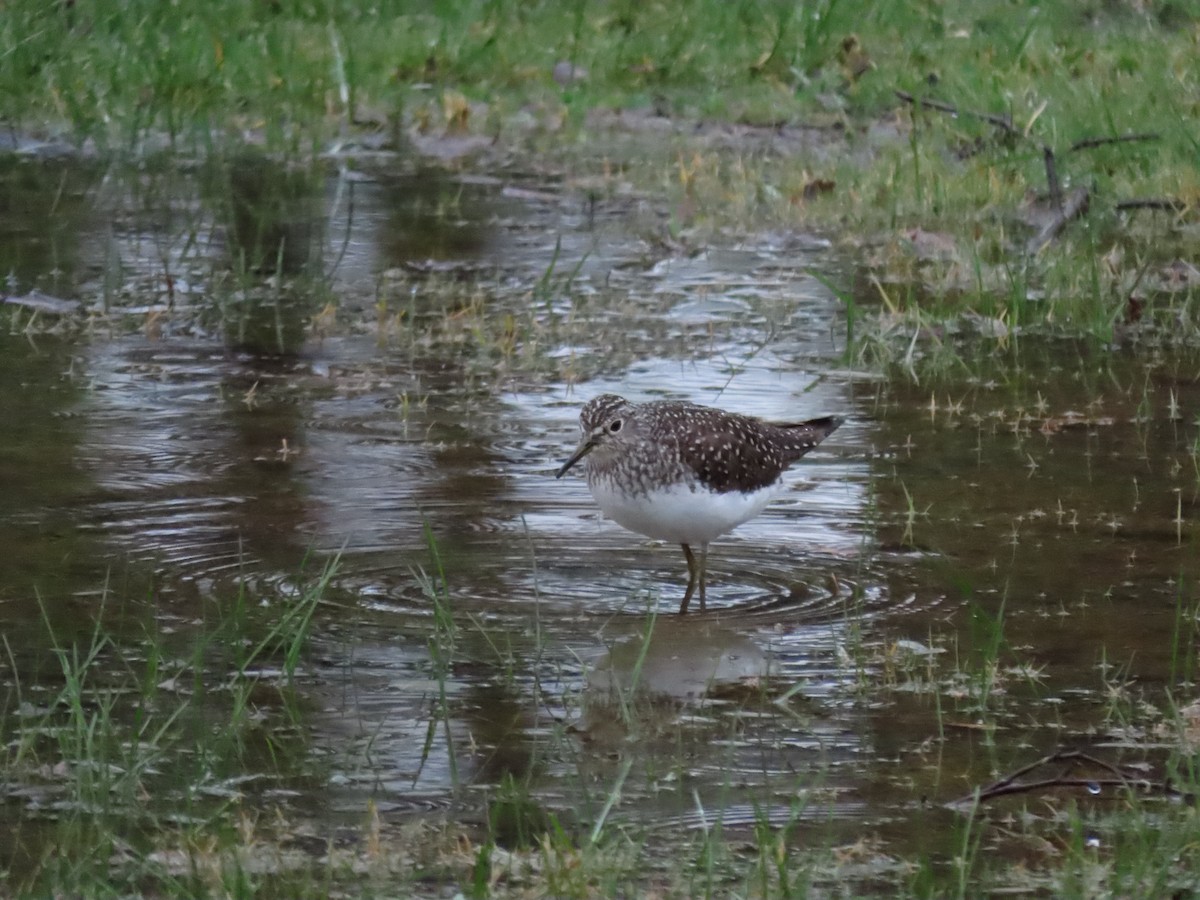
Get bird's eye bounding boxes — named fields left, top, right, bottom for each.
left=608, top=419, right=623, bottom=433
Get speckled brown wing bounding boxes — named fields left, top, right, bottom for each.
left=648, top=403, right=842, bottom=494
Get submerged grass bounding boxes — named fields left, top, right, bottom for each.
left=5, top=3, right=1200, bottom=897
left=0, top=557, right=337, bottom=895
left=4, top=516, right=1200, bottom=894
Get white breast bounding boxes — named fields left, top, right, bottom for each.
left=588, top=478, right=785, bottom=546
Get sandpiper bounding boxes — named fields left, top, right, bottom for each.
left=556, top=394, right=841, bottom=612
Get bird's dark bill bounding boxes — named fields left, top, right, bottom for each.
left=555, top=439, right=596, bottom=478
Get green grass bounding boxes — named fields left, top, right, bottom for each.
left=5, top=3, right=1200, bottom=896
left=4, top=2, right=1194, bottom=202
left=5, top=530, right=1200, bottom=896
left=3, top=0, right=1196, bottom=355
left=0, top=558, right=334, bottom=896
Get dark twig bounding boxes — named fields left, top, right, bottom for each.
left=1027, top=186, right=1090, bottom=255
left=1126, top=252, right=1155, bottom=299
left=963, top=777, right=1155, bottom=804
left=1116, top=198, right=1190, bottom=212
left=1043, top=146, right=1062, bottom=211
left=895, top=90, right=1069, bottom=216
left=952, top=749, right=1190, bottom=806
left=994, top=749, right=1115, bottom=794
left=894, top=91, right=1186, bottom=248
left=1122, top=252, right=1156, bottom=324
left=894, top=90, right=1018, bottom=137
left=1070, top=133, right=1160, bottom=153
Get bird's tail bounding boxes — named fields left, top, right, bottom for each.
left=778, top=416, right=842, bottom=454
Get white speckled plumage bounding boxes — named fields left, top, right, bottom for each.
left=557, top=394, right=842, bottom=612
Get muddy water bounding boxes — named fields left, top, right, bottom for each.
left=1, top=152, right=1198, bottom=881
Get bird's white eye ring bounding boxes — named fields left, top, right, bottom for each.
left=608, top=419, right=622, bottom=433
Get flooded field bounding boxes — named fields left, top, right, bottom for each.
left=2, top=150, right=1199, bottom=894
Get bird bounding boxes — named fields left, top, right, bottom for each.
left=556, top=394, right=842, bottom=613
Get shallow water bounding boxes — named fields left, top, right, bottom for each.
left=1, top=151, right=1198, bottom=887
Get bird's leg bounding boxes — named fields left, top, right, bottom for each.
left=679, top=544, right=710, bottom=613
left=680, top=544, right=698, bottom=614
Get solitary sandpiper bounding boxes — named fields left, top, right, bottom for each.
left=556, top=394, right=842, bottom=613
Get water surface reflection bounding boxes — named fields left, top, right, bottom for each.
left=2, top=150, right=1195, bottom=879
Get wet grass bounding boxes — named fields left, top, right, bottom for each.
left=4, top=3, right=1200, bottom=897
left=5, top=156, right=1200, bottom=899
left=2, top=1, right=1196, bottom=348
left=7, top=517, right=1200, bottom=897
left=1, top=559, right=334, bottom=895
left=0, top=560, right=866, bottom=897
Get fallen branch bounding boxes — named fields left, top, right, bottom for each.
left=961, top=776, right=1151, bottom=803
left=1071, top=133, right=1159, bottom=152
left=895, top=90, right=1186, bottom=249
left=1116, top=198, right=1191, bottom=213
left=894, top=90, right=1018, bottom=138
left=896, top=90, right=1065, bottom=217
left=1026, top=186, right=1090, bottom=254
left=1043, top=146, right=1063, bottom=211
left=952, top=749, right=1192, bottom=807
